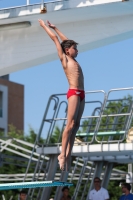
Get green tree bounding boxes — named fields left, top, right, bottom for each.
left=0, top=126, right=44, bottom=200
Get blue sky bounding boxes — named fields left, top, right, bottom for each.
left=1, top=1, right=133, bottom=135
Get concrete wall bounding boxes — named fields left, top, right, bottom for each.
left=0, top=79, right=24, bottom=133
left=0, top=1, right=133, bottom=76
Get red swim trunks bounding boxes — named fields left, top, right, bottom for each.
left=67, top=89, right=85, bottom=101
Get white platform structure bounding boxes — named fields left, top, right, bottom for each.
left=1, top=87, right=133, bottom=200
left=0, top=0, right=133, bottom=76
left=37, top=143, right=133, bottom=164
left=30, top=87, right=133, bottom=200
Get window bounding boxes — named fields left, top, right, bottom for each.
left=0, top=91, right=2, bottom=117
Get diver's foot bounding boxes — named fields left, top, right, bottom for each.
left=58, top=155, right=66, bottom=171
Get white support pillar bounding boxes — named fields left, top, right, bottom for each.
left=102, top=162, right=113, bottom=189
left=54, top=171, right=69, bottom=200
left=40, top=155, right=58, bottom=200
left=126, top=163, right=133, bottom=193
left=41, top=0, right=44, bottom=10
left=89, top=161, right=104, bottom=191
left=86, top=161, right=104, bottom=200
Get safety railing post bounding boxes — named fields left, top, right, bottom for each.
left=41, top=0, right=44, bottom=10
left=27, top=0, right=30, bottom=5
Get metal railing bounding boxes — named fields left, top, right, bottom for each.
left=0, top=0, right=45, bottom=9
left=36, top=87, right=133, bottom=146
left=24, top=87, right=133, bottom=199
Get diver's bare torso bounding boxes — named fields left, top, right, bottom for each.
left=62, top=55, right=84, bottom=90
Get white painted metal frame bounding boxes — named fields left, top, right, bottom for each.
left=0, top=138, right=49, bottom=162
left=36, top=142, right=133, bottom=163
left=0, top=162, right=127, bottom=182
left=37, top=87, right=133, bottom=145
left=94, top=87, right=133, bottom=144
left=27, top=0, right=30, bottom=5
left=26, top=0, right=44, bottom=8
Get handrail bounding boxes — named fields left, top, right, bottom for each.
left=0, top=0, right=42, bottom=9
left=27, top=0, right=30, bottom=5
left=76, top=131, right=125, bottom=137
left=95, top=87, right=133, bottom=144
left=36, top=90, right=106, bottom=144
left=0, top=0, right=54, bottom=9
left=36, top=87, right=133, bottom=145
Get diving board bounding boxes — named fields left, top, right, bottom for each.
left=0, top=181, right=73, bottom=190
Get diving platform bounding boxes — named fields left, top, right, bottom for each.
left=0, top=0, right=133, bottom=75
left=36, top=142, right=133, bottom=164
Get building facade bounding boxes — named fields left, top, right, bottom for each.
left=0, top=76, right=24, bottom=135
